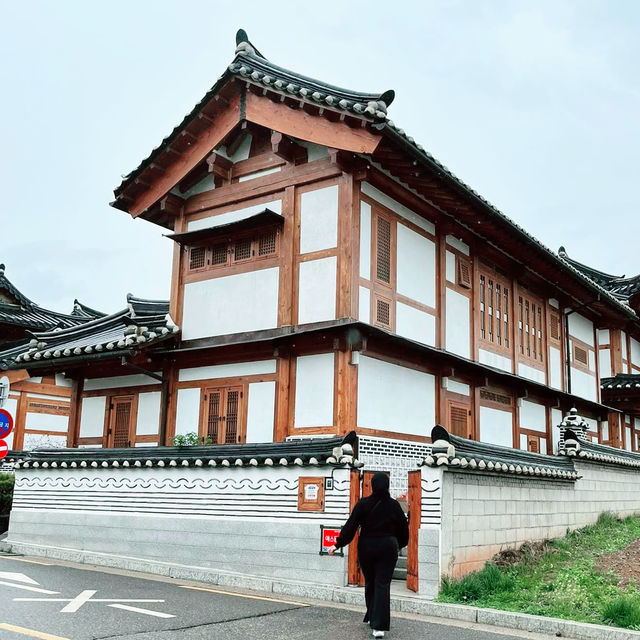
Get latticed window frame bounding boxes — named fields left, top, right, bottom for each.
left=478, top=266, right=512, bottom=355
left=200, top=384, right=247, bottom=446
left=517, top=289, right=546, bottom=367
left=185, top=227, right=280, bottom=274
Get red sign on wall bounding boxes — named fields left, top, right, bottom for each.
left=320, top=526, right=343, bottom=555
left=0, top=439, right=7, bottom=460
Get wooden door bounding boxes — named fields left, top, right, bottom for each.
left=107, top=395, right=135, bottom=448
left=203, top=386, right=245, bottom=444
left=406, top=469, right=421, bottom=592
left=447, top=399, right=472, bottom=439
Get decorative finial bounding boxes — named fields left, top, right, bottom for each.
left=234, top=28, right=264, bottom=59
left=0, top=263, right=5, bottom=276
left=558, top=246, right=567, bottom=257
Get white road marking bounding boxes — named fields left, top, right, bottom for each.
left=60, top=589, right=97, bottom=613
left=108, top=603, right=175, bottom=618
left=0, top=580, right=58, bottom=594
left=179, top=584, right=309, bottom=607
left=0, top=570, right=40, bottom=585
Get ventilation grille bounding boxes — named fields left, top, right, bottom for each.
left=376, top=217, right=391, bottom=283
left=574, top=344, right=589, bottom=366
left=376, top=298, right=391, bottom=327
left=457, top=257, right=472, bottom=289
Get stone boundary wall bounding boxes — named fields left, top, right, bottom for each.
left=416, top=459, right=640, bottom=597
left=6, top=464, right=352, bottom=585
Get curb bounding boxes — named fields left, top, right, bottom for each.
left=2, top=540, right=640, bottom=640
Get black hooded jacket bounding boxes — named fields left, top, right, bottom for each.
left=334, top=473, right=409, bottom=550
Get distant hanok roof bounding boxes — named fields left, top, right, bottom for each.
left=0, top=294, right=179, bottom=371
left=0, top=264, right=100, bottom=333
left=111, top=28, right=639, bottom=326
left=558, top=247, right=640, bottom=308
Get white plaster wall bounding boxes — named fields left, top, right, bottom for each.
left=478, top=406, right=513, bottom=448
left=175, top=388, right=201, bottom=437
left=181, top=174, right=215, bottom=198
left=79, top=397, right=106, bottom=438
left=396, top=302, right=436, bottom=346
left=396, top=223, right=436, bottom=307
left=519, top=400, right=546, bottom=433
left=517, top=363, right=546, bottom=385
left=551, top=408, right=563, bottom=453
left=446, top=289, right=470, bottom=359
left=302, top=142, right=330, bottom=161
left=599, top=329, right=610, bottom=344
left=299, top=185, right=338, bottom=254
left=445, top=236, right=470, bottom=255
left=549, top=346, right=562, bottom=390
left=599, top=349, right=612, bottom=378
left=571, top=368, right=598, bottom=402
left=188, top=199, right=282, bottom=231
left=294, top=354, right=334, bottom=427
left=601, top=421, right=610, bottom=442
left=588, top=350, right=596, bottom=372
left=478, top=349, right=512, bottom=373
left=447, top=381, right=470, bottom=396
left=445, top=251, right=456, bottom=283
left=631, top=338, right=640, bottom=368
left=136, top=392, right=161, bottom=436
left=85, top=375, right=161, bottom=391
left=55, top=375, right=72, bottom=388
left=568, top=313, right=595, bottom=347
left=24, top=413, right=68, bottom=433
left=358, top=356, right=435, bottom=436
left=182, top=268, right=279, bottom=340
left=359, top=201, right=371, bottom=279
left=625, top=427, right=633, bottom=451
left=298, top=257, right=336, bottom=324
left=246, top=381, right=276, bottom=443
left=358, top=286, right=370, bottom=323
left=361, top=182, right=435, bottom=234
left=22, top=434, right=67, bottom=450
left=179, top=360, right=277, bottom=382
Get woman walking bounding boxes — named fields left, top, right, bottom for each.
left=328, top=472, right=409, bottom=638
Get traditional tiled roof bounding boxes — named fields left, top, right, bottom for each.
left=0, top=264, right=93, bottom=332
left=71, top=300, right=107, bottom=320
left=0, top=294, right=178, bottom=370
left=560, top=428, right=640, bottom=468
left=601, top=374, right=640, bottom=391
left=14, top=432, right=359, bottom=470
left=420, top=425, right=578, bottom=481
left=558, top=248, right=640, bottom=304
left=112, top=30, right=638, bottom=325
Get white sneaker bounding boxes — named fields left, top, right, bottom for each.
left=372, top=631, right=385, bottom=638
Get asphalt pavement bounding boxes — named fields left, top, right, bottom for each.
left=0, top=553, right=555, bottom=640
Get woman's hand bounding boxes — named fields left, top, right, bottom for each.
left=327, top=545, right=337, bottom=556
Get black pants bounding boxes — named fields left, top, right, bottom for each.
left=358, top=536, right=398, bottom=631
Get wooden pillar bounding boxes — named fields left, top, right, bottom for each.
left=67, top=377, right=84, bottom=448
left=13, top=392, right=28, bottom=451
left=610, top=329, right=623, bottom=376
left=278, top=186, right=296, bottom=327
left=163, top=364, right=179, bottom=445
left=347, top=468, right=361, bottom=585
left=335, top=348, right=357, bottom=435
left=406, top=469, right=422, bottom=592
left=336, top=173, right=357, bottom=320
left=169, top=207, right=186, bottom=326
left=274, top=354, right=292, bottom=441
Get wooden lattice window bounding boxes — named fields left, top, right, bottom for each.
left=549, top=309, right=562, bottom=345
left=479, top=269, right=510, bottom=351
left=457, top=257, right=472, bottom=289
left=448, top=401, right=471, bottom=439
left=258, top=230, right=277, bottom=256
left=375, top=216, right=392, bottom=284
left=189, top=247, right=207, bottom=271
left=233, top=238, right=252, bottom=262
left=107, top=395, right=135, bottom=448
left=373, top=295, right=393, bottom=330
left=211, top=244, right=228, bottom=266
left=202, top=386, right=246, bottom=445
left=518, top=291, right=544, bottom=364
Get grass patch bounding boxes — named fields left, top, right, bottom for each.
left=437, top=512, right=640, bottom=629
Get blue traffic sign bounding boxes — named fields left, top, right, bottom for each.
left=0, top=409, right=12, bottom=438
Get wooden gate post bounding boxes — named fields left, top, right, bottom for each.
left=406, top=469, right=421, bottom=592
left=347, top=468, right=361, bottom=585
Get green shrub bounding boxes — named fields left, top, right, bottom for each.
left=440, top=564, right=515, bottom=602
left=172, top=432, right=213, bottom=447
left=0, top=473, right=14, bottom=516
left=602, top=596, right=640, bottom=629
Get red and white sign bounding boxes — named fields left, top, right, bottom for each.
left=320, top=526, right=342, bottom=554
left=0, top=439, right=8, bottom=460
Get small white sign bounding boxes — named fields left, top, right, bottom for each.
left=304, top=484, right=319, bottom=501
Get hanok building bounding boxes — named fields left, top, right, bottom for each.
left=0, top=264, right=103, bottom=451
left=1, top=30, right=639, bottom=489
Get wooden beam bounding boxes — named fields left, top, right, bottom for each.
left=206, top=151, right=233, bottom=181
left=271, top=132, right=307, bottom=165
left=127, top=91, right=241, bottom=217
left=245, top=91, right=382, bottom=154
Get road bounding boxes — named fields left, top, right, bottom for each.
left=0, top=553, right=555, bottom=640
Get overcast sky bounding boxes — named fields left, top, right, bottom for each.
left=1, top=1, right=638, bottom=316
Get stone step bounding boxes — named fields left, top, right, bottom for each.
left=393, top=555, right=408, bottom=581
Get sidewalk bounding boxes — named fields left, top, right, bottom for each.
left=3, top=539, right=640, bottom=640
